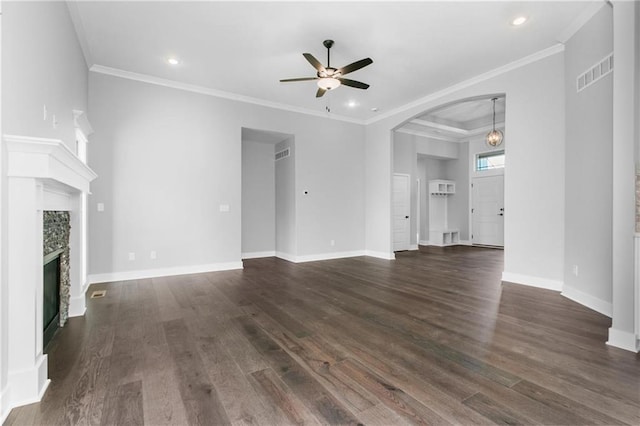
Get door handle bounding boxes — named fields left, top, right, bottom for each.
left=405, top=215, right=409, bottom=219
left=498, top=213, right=504, bottom=216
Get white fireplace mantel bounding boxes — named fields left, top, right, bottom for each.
left=3, top=134, right=96, bottom=409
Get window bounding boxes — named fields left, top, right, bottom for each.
left=476, top=150, right=505, bottom=171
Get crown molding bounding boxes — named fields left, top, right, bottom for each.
left=90, top=65, right=365, bottom=125
left=365, top=43, right=565, bottom=126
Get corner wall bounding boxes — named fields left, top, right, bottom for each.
left=563, top=5, right=613, bottom=316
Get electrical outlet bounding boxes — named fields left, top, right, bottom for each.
left=128, top=252, right=135, bottom=261
left=572, top=265, right=579, bottom=276
left=330, top=239, right=335, bottom=246
left=52, top=114, right=58, bottom=129
left=43, top=105, right=48, bottom=121
left=97, top=203, right=105, bottom=212
left=150, top=251, right=157, bottom=260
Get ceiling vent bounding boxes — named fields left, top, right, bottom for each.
left=275, top=148, right=290, bottom=161
left=577, top=53, right=613, bottom=93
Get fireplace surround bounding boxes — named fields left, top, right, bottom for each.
left=3, top=135, right=96, bottom=408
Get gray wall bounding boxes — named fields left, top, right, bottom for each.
left=241, top=140, right=275, bottom=255
left=393, top=133, right=418, bottom=246
left=88, top=72, right=365, bottom=275
left=2, top=1, right=88, bottom=150
left=563, top=5, right=613, bottom=312
left=275, top=138, right=296, bottom=257
left=444, top=142, right=470, bottom=241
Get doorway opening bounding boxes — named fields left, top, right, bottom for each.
left=241, top=128, right=296, bottom=260
left=392, top=94, right=506, bottom=252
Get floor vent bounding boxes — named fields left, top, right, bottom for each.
left=275, top=148, right=290, bottom=161
left=577, top=53, right=613, bottom=93
left=90, top=290, right=106, bottom=298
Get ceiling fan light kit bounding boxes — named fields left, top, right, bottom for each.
left=485, top=97, right=504, bottom=147
left=280, top=39, right=372, bottom=98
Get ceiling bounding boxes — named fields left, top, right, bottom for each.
left=69, top=1, right=600, bottom=122
left=397, top=96, right=506, bottom=143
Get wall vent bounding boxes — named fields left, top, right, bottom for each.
left=275, top=148, right=290, bottom=161
left=577, top=53, right=613, bottom=93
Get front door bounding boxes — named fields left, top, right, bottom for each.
left=472, top=175, right=504, bottom=247
left=393, top=174, right=410, bottom=251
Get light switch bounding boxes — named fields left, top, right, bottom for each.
left=97, top=202, right=105, bottom=212
left=219, top=204, right=230, bottom=212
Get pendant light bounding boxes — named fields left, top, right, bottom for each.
left=486, top=97, right=503, bottom=147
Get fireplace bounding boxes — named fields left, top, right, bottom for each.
left=3, top=135, right=96, bottom=409
left=42, top=211, right=71, bottom=349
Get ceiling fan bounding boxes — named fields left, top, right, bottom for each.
left=280, top=40, right=373, bottom=98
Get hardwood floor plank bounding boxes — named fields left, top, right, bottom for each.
left=6, top=246, right=640, bottom=425
left=100, top=380, right=144, bottom=426
left=163, top=318, right=230, bottom=426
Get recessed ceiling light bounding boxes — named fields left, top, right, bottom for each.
left=167, top=57, right=180, bottom=65
left=511, top=16, right=528, bottom=26
left=347, top=100, right=358, bottom=108
left=371, top=107, right=379, bottom=112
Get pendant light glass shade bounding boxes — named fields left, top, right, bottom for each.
left=486, top=97, right=503, bottom=147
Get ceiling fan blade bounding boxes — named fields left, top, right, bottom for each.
left=303, top=53, right=326, bottom=72
left=338, top=78, right=370, bottom=90
left=316, top=87, right=327, bottom=98
left=337, top=58, right=373, bottom=76
left=280, top=77, right=319, bottom=83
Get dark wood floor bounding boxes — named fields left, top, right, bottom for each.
left=6, top=246, right=640, bottom=425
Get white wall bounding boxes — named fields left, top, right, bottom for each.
left=365, top=50, right=565, bottom=288
left=241, top=140, right=275, bottom=256
left=275, top=138, right=295, bottom=258
left=563, top=5, right=613, bottom=315
left=1, top=1, right=89, bottom=418
left=87, top=72, right=366, bottom=279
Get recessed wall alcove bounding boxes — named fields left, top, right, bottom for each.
left=3, top=135, right=96, bottom=408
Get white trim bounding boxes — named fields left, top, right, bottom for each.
left=607, top=328, right=639, bottom=353
left=68, top=294, right=87, bottom=318
left=90, top=65, right=363, bottom=125
left=275, top=251, right=297, bottom=263
left=458, top=240, right=472, bottom=246
left=1, top=385, right=11, bottom=425
left=4, top=134, right=97, bottom=192
left=87, top=261, right=243, bottom=284
left=8, top=355, right=50, bottom=408
left=294, top=250, right=366, bottom=263
left=501, top=271, right=563, bottom=291
left=395, top=127, right=461, bottom=143
left=364, top=250, right=396, bottom=260
left=409, top=244, right=419, bottom=251
left=419, top=240, right=430, bottom=246
left=242, top=251, right=276, bottom=259
left=366, top=44, right=565, bottom=125
left=562, top=285, right=612, bottom=317
left=557, top=1, right=608, bottom=44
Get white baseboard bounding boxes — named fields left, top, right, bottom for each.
left=409, top=244, right=419, bottom=251
left=419, top=240, right=471, bottom=247
left=607, top=327, right=639, bottom=352
left=276, top=250, right=367, bottom=263
left=8, top=354, right=50, bottom=409
left=364, top=250, right=396, bottom=260
left=295, top=250, right=366, bottom=263
left=561, top=285, right=612, bottom=317
left=418, top=240, right=430, bottom=246
left=68, top=294, right=87, bottom=318
left=501, top=271, right=563, bottom=291
left=458, top=240, right=473, bottom=246
left=1, top=385, right=11, bottom=425
left=241, top=251, right=276, bottom=259
left=87, top=261, right=243, bottom=284
left=275, top=251, right=297, bottom=262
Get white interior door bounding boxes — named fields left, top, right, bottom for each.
left=472, top=175, right=504, bottom=247
left=393, top=174, right=410, bottom=251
